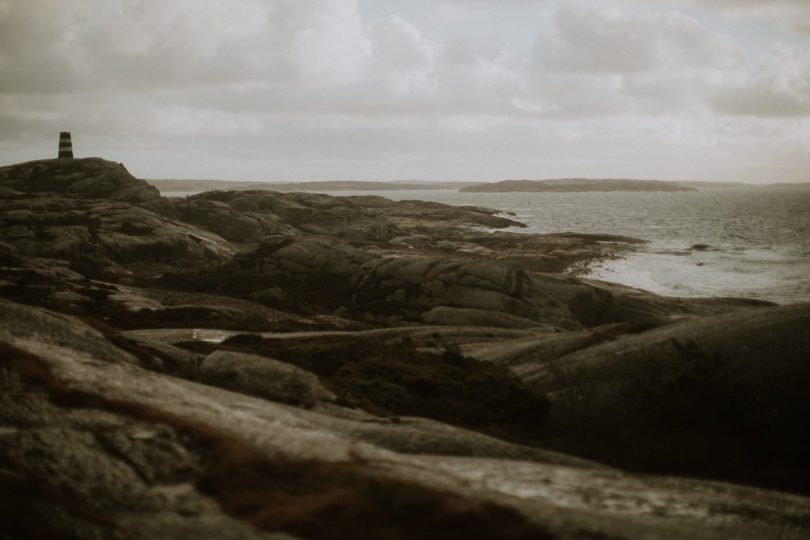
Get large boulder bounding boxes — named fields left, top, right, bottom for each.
left=199, top=350, right=336, bottom=406
left=187, top=236, right=581, bottom=329
left=0, top=297, right=137, bottom=365
left=174, top=190, right=402, bottom=243
left=351, top=257, right=581, bottom=329
left=514, top=303, right=810, bottom=493
left=0, top=196, right=235, bottom=276
left=171, top=190, right=525, bottom=246
left=531, top=272, right=772, bottom=327
left=0, top=158, right=160, bottom=202
left=212, top=238, right=581, bottom=329
left=525, top=302, right=810, bottom=412
left=173, top=195, right=291, bottom=243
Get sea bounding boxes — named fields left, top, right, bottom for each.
left=163, top=188, right=810, bottom=305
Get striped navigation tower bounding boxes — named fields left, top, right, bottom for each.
left=58, top=131, right=73, bottom=159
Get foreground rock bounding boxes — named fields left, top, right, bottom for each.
left=2, top=299, right=809, bottom=540
left=199, top=350, right=337, bottom=406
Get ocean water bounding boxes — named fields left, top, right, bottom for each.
left=163, top=187, right=810, bottom=304
left=321, top=188, right=810, bottom=305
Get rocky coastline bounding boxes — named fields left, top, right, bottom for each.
left=1, top=157, right=809, bottom=539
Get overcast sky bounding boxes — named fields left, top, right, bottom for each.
left=1, top=0, right=809, bottom=183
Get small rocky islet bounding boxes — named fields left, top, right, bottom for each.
left=1, top=157, right=809, bottom=539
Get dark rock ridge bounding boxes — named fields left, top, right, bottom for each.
left=0, top=157, right=160, bottom=201
left=1, top=157, right=809, bottom=539
left=461, top=178, right=697, bottom=192
left=472, top=302, right=810, bottom=493
left=174, top=189, right=524, bottom=242
left=0, top=197, right=234, bottom=278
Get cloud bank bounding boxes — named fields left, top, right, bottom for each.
left=0, top=0, right=808, bottom=182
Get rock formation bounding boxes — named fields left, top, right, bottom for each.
left=1, top=157, right=808, bottom=539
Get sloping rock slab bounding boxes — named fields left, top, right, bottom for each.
left=1, top=299, right=809, bottom=539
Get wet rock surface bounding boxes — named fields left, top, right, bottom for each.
left=1, top=158, right=809, bottom=539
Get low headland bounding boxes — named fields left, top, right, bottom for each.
left=1, top=157, right=809, bottom=539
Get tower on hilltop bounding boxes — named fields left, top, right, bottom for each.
left=58, top=131, right=73, bottom=159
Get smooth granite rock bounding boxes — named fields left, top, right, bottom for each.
left=199, top=350, right=336, bottom=406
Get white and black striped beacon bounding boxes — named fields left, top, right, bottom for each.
left=58, top=131, right=73, bottom=159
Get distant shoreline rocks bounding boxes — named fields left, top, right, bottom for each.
left=148, top=179, right=479, bottom=192
left=461, top=178, right=697, bottom=193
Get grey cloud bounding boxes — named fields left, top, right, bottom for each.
left=532, top=4, right=738, bottom=75
left=532, top=5, right=661, bottom=74
left=711, top=45, right=810, bottom=117
left=714, top=85, right=810, bottom=117
left=524, top=4, right=740, bottom=119
left=1, top=0, right=809, bottom=183
left=700, top=0, right=810, bottom=9
left=694, top=0, right=810, bottom=34
left=687, top=0, right=810, bottom=118
left=794, top=17, right=810, bottom=35
left=0, top=0, right=372, bottom=93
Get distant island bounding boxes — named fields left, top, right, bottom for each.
left=678, top=181, right=809, bottom=189
left=149, top=179, right=478, bottom=193
left=678, top=181, right=754, bottom=189
left=761, top=182, right=810, bottom=189
left=460, top=179, right=697, bottom=192
left=150, top=178, right=810, bottom=194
